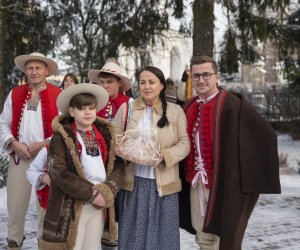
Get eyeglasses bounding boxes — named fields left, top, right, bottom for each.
left=191, top=72, right=217, bottom=81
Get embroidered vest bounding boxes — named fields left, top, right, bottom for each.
left=11, top=83, right=61, bottom=141
left=184, top=95, right=218, bottom=188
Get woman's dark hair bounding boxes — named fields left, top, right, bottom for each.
left=139, top=66, right=169, bottom=128
left=61, top=73, right=79, bottom=89
left=69, top=93, right=97, bottom=110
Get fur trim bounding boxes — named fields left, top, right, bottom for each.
left=161, top=148, right=174, bottom=168
left=39, top=239, right=66, bottom=250
left=133, top=96, right=163, bottom=115
left=93, top=183, right=114, bottom=207
left=108, top=206, right=118, bottom=241
left=66, top=201, right=83, bottom=250
left=52, top=115, right=85, bottom=179
left=160, top=179, right=182, bottom=195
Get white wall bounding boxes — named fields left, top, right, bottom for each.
left=118, top=29, right=192, bottom=87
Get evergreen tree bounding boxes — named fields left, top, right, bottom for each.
left=192, top=0, right=214, bottom=57
left=283, top=9, right=300, bottom=95
left=216, top=0, right=294, bottom=74
left=0, top=0, right=7, bottom=111
left=0, top=0, right=57, bottom=106
left=192, top=0, right=294, bottom=75
left=44, top=0, right=184, bottom=81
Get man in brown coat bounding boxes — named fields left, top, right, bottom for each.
left=180, top=55, right=281, bottom=250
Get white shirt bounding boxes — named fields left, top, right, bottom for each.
left=26, top=146, right=48, bottom=189
left=134, top=106, right=156, bottom=179
left=77, top=132, right=106, bottom=184
left=0, top=90, right=44, bottom=154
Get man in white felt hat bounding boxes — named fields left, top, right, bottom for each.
left=0, top=52, right=61, bottom=249
left=88, top=60, right=132, bottom=248
left=88, top=61, right=133, bottom=122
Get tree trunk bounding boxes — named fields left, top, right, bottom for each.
left=0, top=0, right=6, bottom=112
left=192, top=0, right=214, bottom=57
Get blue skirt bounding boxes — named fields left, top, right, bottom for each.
left=118, top=176, right=180, bottom=250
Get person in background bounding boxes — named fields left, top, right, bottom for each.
left=88, top=62, right=132, bottom=122
left=0, top=52, right=61, bottom=249
left=40, top=83, right=121, bottom=250
left=179, top=55, right=281, bottom=249
left=177, top=65, right=192, bottom=105
left=113, top=66, right=190, bottom=250
left=61, top=73, right=79, bottom=89
left=165, top=77, right=177, bottom=103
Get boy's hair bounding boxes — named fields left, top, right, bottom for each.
left=69, top=93, right=97, bottom=110
left=98, top=71, right=121, bottom=81
left=190, top=55, right=218, bottom=72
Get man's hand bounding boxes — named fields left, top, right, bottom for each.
left=28, top=141, right=45, bottom=157
left=11, top=140, right=31, bottom=160
left=91, top=190, right=107, bottom=207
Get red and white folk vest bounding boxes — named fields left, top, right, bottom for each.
left=11, top=83, right=61, bottom=142
left=97, top=92, right=130, bottom=121
left=184, top=94, right=219, bottom=189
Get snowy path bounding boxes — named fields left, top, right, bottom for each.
left=242, top=175, right=300, bottom=250
left=0, top=174, right=299, bottom=250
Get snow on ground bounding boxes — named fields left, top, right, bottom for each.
left=0, top=134, right=299, bottom=250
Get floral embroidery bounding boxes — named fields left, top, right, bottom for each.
left=77, top=128, right=99, bottom=156
left=27, top=95, right=40, bottom=111
left=71, top=123, right=108, bottom=164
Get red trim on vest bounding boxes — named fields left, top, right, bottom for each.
left=11, top=83, right=61, bottom=141
left=185, top=95, right=218, bottom=188
left=97, top=92, right=130, bottom=120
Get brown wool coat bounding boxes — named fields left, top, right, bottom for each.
left=179, top=90, right=281, bottom=250
left=40, top=114, right=122, bottom=250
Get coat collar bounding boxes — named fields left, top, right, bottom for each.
left=52, top=113, right=112, bottom=132
left=132, top=96, right=163, bottom=116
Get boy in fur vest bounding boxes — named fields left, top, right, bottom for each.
left=40, top=83, right=121, bottom=250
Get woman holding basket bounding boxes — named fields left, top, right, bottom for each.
left=113, top=66, right=190, bottom=250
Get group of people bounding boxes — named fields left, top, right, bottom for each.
left=0, top=52, right=280, bottom=250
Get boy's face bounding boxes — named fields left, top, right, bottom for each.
left=69, top=105, right=97, bottom=131
left=97, top=75, right=121, bottom=99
